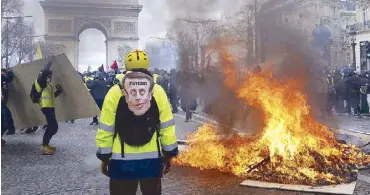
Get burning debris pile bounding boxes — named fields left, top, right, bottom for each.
left=174, top=48, right=370, bottom=186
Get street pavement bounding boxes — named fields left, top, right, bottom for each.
left=2, top=113, right=370, bottom=195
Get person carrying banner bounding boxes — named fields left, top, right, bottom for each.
left=31, top=57, right=63, bottom=155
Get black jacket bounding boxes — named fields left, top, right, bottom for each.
left=86, top=78, right=108, bottom=100
left=1, top=71, right=14, bottom=104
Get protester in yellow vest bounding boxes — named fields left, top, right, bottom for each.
left=84, top=73, right=93, bottom=92
left=114, top=73, right=126, bottom=85
left=33, top=57, right=63, bottom=155
left=96, top=49, right=178, bottom=195
left=153, top=73, right=160, bottom=83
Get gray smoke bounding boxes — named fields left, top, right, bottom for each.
left=167, top=0, right=337, bottom=134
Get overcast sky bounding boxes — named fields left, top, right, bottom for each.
left=23, top=0, right=245, bottom=71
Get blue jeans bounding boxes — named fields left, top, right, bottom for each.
left=1, top=104, right=15, bottom=136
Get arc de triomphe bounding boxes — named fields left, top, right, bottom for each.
left=40, top=0, right=141, bottom=70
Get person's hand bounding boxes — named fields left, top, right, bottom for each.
left=55, top=84, right=63, bottom=92
left=101, top=161, right=109, bottom=177
left=163, top=158, right=172, bottom=175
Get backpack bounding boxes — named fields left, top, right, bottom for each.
left=114, top=96, right=160, bottom=146
left=30, top=83, right=44, bottom=104
left=113, top=95, right=161, bottom=158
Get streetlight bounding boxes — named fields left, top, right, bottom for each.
left=1, top=15, right=32, bottom=68
left=349, top=31, right=357, bottom=70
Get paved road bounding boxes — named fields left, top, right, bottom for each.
left=1, top=114, right=370, bottom=195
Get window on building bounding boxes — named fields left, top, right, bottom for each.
left=333, top=6, right=336, bottom=13
left=285, top=17, right=289, bottom=24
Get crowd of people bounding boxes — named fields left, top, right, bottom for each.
left=317, top=68, right=370, bottom=118
left=79, top=64, right=209, bottom=123
left=2, top=48, right=370, bottom=194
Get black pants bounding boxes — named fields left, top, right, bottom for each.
left=1, top=104, right=15, bottom=135
left=93, top=99, right=104, bottom=122
left=326, top=93, right=334, bottom=114
left=169, top=87, right=178, bottom=112
left=335, top=93, right=345, bottom=113
left=349, top=92, right=361, bottom=115
left=184, top=99, right=192, bottom=120
left=41, top=108, right=58, bottom=145
left=109, top=177, right=161, bottom=195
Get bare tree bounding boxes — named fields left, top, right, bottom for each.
left=356, top=0, right=370, bottom=7
left=1, top=0, right=35, bottom=67
left=1, top=20, right=35, bottom=66
left=170, top=18, right=219, bottom=70
left=17, top=22, right=36, bottom=64
left=1, top=0, right=23, bottom=17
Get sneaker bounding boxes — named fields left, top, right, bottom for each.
left=41, top=145, right=56, bottom=155
left=23, top=128, right=33, bottom=134
left=70, top=120, right=75, bottom=124
left=48, top=145, right=56, bottom=151
left=24, top=127, right=39, bottom=134
left=42, top=125, right=47, bottom=130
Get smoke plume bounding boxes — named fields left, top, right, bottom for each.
left=168, top=0, right=337, bottom=134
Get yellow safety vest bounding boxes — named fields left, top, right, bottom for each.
left=35, top=79, right=55, bottom=108
left=84, top=76, right=93, bottom=91
left=153, top=74, right=160, bottom=83
left=96, top=84, right=178, bottom=179
left=115, top=74, right=125, bottom=84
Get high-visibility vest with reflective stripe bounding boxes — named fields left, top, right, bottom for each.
left=153, top=74, right=159, bottom=83
left=115, top=74, right=125, bottom=84
left=84, top=76, right=93, bottom=91
left=35, top=79, right=55, bottom=108
left=96, top=84, right=178, bottom=179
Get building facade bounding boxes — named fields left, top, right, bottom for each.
left=349, top=3, right=370, bottom=72
left=259, top=0, right=355, bottom=68
left=145, top=39, right=178, bottom=70
left=39, top=0, right=141, bottom=70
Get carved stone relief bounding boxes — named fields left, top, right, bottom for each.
left=114, top=22, right=135, bottom=34
left=43, top=7, right=139, bottom=18
left=39, top=42, right=66, bottom=57
left=74, top=17, right=111, bottom=35
left=48, top=19, right=72, bottom=33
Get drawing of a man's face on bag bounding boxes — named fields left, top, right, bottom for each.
left=122, top=72, right=154, bottom=116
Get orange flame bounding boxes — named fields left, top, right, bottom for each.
left=174, top=45, right=370, bottom=185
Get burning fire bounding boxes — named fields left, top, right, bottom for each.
left=174, top=48, right=370, bottom=185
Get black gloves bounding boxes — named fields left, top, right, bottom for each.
left=54, top=84, right=63, bottom=97
left=43, top=56, right=53, bottom=72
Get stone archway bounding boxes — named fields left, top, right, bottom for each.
left=40, top=0, right=142, bottom=70
left=76, top=21, right=109, bottom=68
